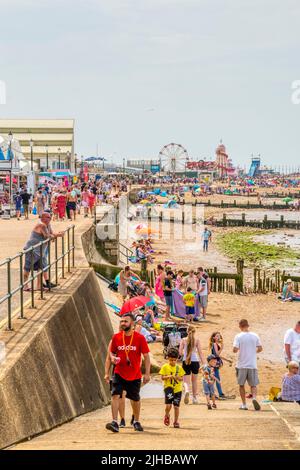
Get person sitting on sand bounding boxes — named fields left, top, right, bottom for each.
left=280, top=361, right=300, bottom=404
left=134, top=315, right=163, bottom=343
left=281, top=279, right=300, bottom=302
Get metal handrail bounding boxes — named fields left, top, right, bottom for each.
left=0, top=225, right=75, bottom=331
left=119, top=242, right=133, bottom=265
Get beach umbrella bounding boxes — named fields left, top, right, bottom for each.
left=136, top=227, right=158, bottom=235
left=120, top=296, right=151, bottom=315
left=135, top=223, right=146, bottom=231
left=283, top=197, right=293, bottom=203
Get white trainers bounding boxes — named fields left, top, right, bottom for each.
left=192, top=396, right=199, bottom=405
left=184, top=392, right=190, bottom=405
left=239, top=404, right=248, bottom=410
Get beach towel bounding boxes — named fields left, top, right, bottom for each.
left=104, top=302, right=121, bottom=314
left=172, top=288, right=200, bottom=318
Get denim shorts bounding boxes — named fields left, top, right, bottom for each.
left=185, top=306, right=195, bottom=316
left=203, top=381, right=215, bottom=396
left=164, top=295, right=173, bottom=307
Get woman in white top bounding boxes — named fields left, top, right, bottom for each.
left=179, top=325, right=205, bottom=405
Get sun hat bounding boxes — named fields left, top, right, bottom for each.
left=286, top=279, right=293, bottom=283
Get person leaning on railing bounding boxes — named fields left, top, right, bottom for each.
left=23, top=212, right=64, bottom=292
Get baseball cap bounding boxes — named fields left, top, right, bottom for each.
left=207, top=354, right=217, bottom=362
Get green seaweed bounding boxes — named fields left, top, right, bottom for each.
left=216, top=230, right=300, bottom=267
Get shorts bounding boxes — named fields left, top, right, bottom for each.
left=164, top=387, right=182, bottom=407
left=67, top=202, right=76, bottom=211
left=203, top=382, right=215, bottom=396
left=164, top=295, right=173, bottom=307
left=182, top=361, right=200, bottom=375
left=111, top=373, right=141, bottom=402
left=185, top=306, right=195, bottom=316
left=24, top=255, right=47, bottom=273
left=198, top=295, right=208, bottom=308
left=236, top=368, right=259, bottom=387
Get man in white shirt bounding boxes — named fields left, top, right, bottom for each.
left=233, top=319, right=263, bottom=411
left=284, top=322, right=300, bottom=364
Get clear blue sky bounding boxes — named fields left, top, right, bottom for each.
left=1, top=0, right=300, bottom=167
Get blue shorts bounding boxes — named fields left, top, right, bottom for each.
left=185, top=306, right=195, bottom=316
left=203, top=382, right=215, bottom=396
left=164, top=295, right=173, bottom=307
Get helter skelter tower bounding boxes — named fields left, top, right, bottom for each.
left=215, top=140, right=230, bottom=178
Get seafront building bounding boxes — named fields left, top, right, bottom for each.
left=0, top=119, right=75, bottom=172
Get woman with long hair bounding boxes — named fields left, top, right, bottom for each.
left=209, top=331, right=233, bottom=399
left=155, top=264, right=165, bottom=301
left=179, top=325, right=205, bottom=405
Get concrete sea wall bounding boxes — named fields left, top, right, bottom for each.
left=0, top=268, right=113, bottom=449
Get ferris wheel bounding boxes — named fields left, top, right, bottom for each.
left=159, top=143, right=189, bottom=173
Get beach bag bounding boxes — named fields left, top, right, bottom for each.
left=32, top=206, right=37, bottom=215
left=268, top=387, right=281, bottom=401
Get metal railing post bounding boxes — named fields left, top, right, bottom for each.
left=72, top=225, right=75, bottom=268
left=19, top=253, right=24, bottom=319
left=55, top=237, right=58, bottom=285
left=48, top=239, right=51, bottom=291
left=67, top=228, right=70, bottom=273
left=39, top=243, right=44, bottom=300
left=30, top=248, right=35, bottom=309
left=61, top=234, right=65, bottom=279
left=7, top=258, right=13, bottom=331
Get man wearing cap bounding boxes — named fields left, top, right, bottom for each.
left=233, top=319, right=262, bottom=411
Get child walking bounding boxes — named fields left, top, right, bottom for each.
left=201, top=354, right=221, bottom=410
left=183, top=287, right=195, bottom=322
left=209, top=331, right=233, bottom=400
left=159, top=348, right=185, bottom=428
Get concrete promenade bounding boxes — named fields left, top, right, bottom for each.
left=10, top=398, right=300, bottom=450
left=0, top=214, right=94, bottom=324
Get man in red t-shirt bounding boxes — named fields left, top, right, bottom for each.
left=105, top=312, right=150, bottom=433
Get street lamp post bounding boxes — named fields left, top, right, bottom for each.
left=123, top=158, right=125, bottom=175
left=58, top=147, right=61, bottom=170
left=8, top=131, right=13, bottom=206
left=67, top=151, right=71, bottom=170
left=45, top=144, right=49, bottom=170
left=74, top=153, right=77, bottom=173
left=29, top=138, right=34, bottom=171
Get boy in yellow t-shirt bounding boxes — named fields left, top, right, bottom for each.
left=183, top=287, right=195, bottom=322
left=159, top=348, right=185, bottom=428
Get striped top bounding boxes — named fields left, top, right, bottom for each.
left=281, top=373, right=300, bottom=402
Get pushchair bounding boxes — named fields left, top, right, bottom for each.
left=163, top=323, right=188, bottom=358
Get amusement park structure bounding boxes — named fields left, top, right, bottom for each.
left=157, top=141, right=235, bottom=177
left=186, top=141, right=235, bottom=177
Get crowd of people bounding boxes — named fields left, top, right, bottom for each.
left=7, top=176, right=130, bottom=221
left=104, top=312, right=300, bottom=432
